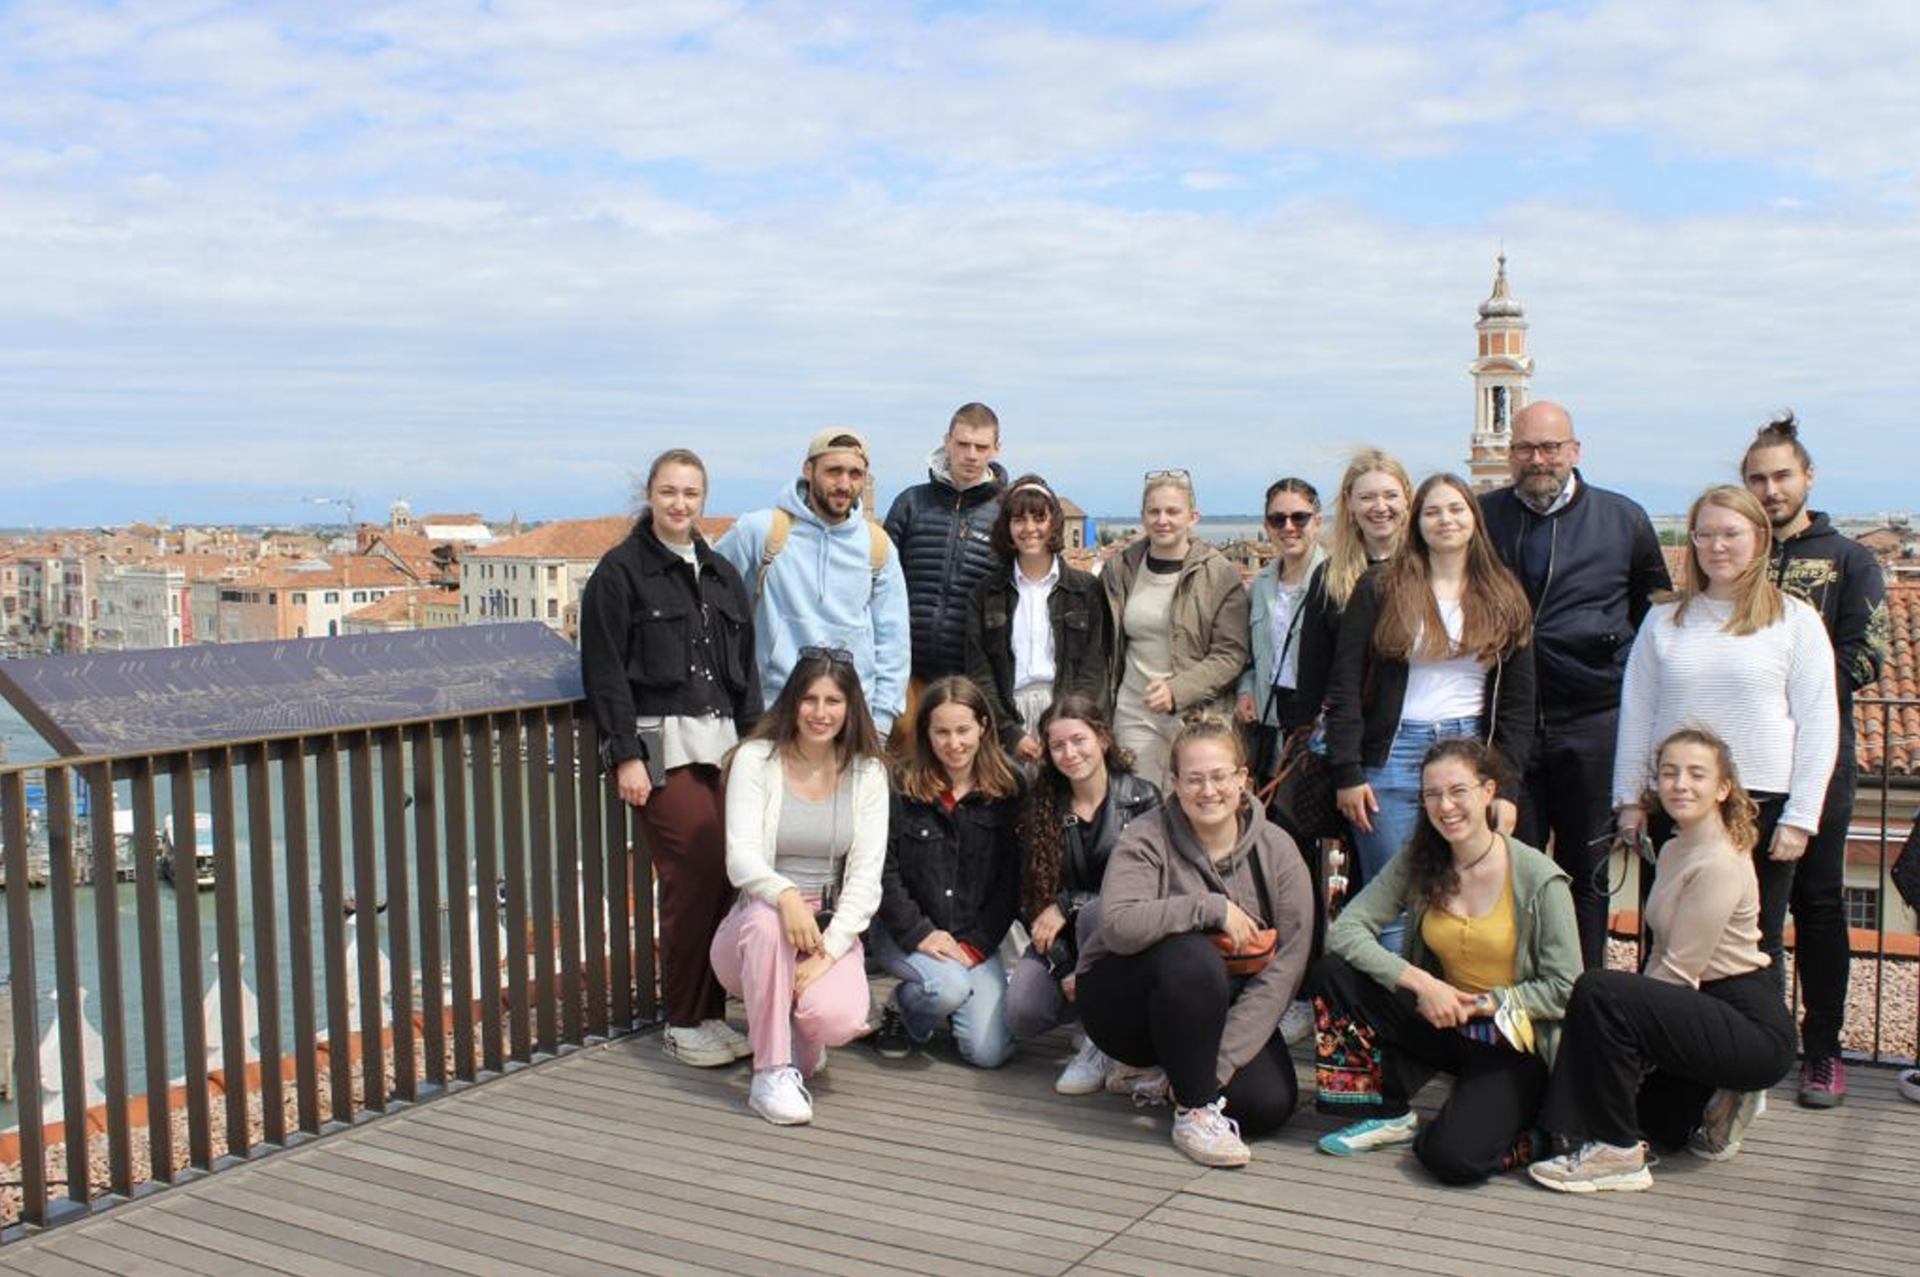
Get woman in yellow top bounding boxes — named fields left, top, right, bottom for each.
left=1312, top=737, right=1581, bottom=1184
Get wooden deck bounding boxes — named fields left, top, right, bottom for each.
left=3, top=1028, right=1917, bottom=1276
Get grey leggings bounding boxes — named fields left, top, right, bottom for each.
left=1006, top=901, right=1103, bottom=1039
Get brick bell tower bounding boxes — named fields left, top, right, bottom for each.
left=1467, top=253, right=1534, bottom=492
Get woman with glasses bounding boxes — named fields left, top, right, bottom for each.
left=965, top=474, right=1111, bottom=766
left=1612, top=485, right=1837, bottom=991
left=1530, top=728, right=1795, bottom=1193
left=580, top=448, right=761, bottom=1070
left=1005, top=693, right=1161, bottom=1094
left=1077, top=715, right=1314, bottom=1168
left=1314, top=738, right=1580, bottom=1184
left=709, top=647, right=891, bottom=1125
left=868, top=676, right=1024, bottom=1067
left=1103, top=469, right=1250, bottom=788
left=1327, top=472, right=1536, bottom=932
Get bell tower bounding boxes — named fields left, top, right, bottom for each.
left=1467, top=253, right=1533, bottom=491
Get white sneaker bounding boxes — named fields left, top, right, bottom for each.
left=1689, top=1089, right=1766, bottom=1162
left=702, top=1018, right=753, bottom=1061
left=748, top=1067, right=813, bottom=1126
left=1280, top=999, right=1315, bottom=1046
left=663, top=1022, right=736, bottom=1068
left=1105, top=1063, right=1171, bottom=1106
left=1055, top=1035, right=1112, bottom=1096
left=1172, top=1098, right=1251, bottom=1168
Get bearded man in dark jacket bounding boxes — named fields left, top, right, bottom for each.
left=884, top=402, right=1009, bottom=686
left=1479, top=400, right=1670, bottom=971
left=1743, top=411, right=1889, bottom=1110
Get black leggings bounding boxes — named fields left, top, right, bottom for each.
left=1312, top=953, right=1550, bottom=1185
left=1540, top=967, right=1795, bottom=1149
left=1077, top=933, right=1298, bottom=1138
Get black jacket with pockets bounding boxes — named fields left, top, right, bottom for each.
left=964, top=560, right=1112, bottom=750
left=578, top=513, right=761, bottom=769
left=883, top=463, right=1007, bottom=679
left=877, top=789, right=1023, bottom=956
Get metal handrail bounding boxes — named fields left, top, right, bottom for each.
left=3, top=701, right=654, bottom=1238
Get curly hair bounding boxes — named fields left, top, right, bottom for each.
left=1018, top=693, right=1134, bottom=920
left=1401, top=737, right=1511, bottom=911
left=1642, top=727, right=1761, bottom=854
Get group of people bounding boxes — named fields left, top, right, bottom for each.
left=578, top=400, right=1889, bottom=1192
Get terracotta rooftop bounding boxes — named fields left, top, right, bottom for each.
left=344, top=588, right=453, bottom=625
left=466, top=516, right=634, bottom=561
left=1856, top=581, right=1920, bottom=779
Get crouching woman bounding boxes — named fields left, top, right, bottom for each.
left=1528, top=728, right=1796, bottom=1193
left=1076, top=714, right=1314, bottom=1168
left=710, top=648, right=891, bottom=1126
left=1313, top=737, right=1579, bottom=1184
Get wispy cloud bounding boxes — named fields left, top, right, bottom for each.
left=0, top=0, right=1915, bottom=524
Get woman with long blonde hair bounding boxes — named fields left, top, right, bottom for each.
left=1612, top=485, right=1837, bottom=991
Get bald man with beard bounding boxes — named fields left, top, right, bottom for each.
left=1479, top=401, right=1670, bottom=970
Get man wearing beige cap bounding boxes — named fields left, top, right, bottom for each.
left=715, top=428, right=911, bottom=736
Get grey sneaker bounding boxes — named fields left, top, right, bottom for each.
left=1280, top=999, right=1315, bottom=1046
left=702, top=1018, right=754, bottom=1061
left=1689, top=1089, right=1766, bottom=1162
left=1529, top=1141, right=1653, bottom=1193
left=1172, top=1098, right=1251, bottom=1168
left=663, top=1021, right=736, bottom=1068
left=1055, top=1035, right=1112, bottom=1096
left=1105, top=1063, right=1170, bottom=1106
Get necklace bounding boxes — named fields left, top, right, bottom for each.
left=1458, top=831, right=1500, bottom=874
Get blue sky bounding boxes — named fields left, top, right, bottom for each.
left=2, top=0, right=1917, bottom=526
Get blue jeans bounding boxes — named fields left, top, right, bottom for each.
left=1352, top=717, right=1481, bottom=956
left=869, top=927, right=1014, bottom=1069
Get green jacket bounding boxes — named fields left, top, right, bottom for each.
left=1326, top=835, right=1581, bottom=1067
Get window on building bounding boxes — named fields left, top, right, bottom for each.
left=328, top=620, right=338, bottom=636
left=268, top=592, right=278, bottom=604
left=325, top=591, right=339, bottom=603
left=547, top=598, right=557, bottom=619
left=292, top=593, right=306, bottom=604
left=1844, top=886, right=1881, bottom=934
left=352, top=591, right=367, bottom=603
left=464, top=598, right=471, bottom=615
left=512, top=597, right=520, bottom=617
left=546, top=565, right=558, bottom=584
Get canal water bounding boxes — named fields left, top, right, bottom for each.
left=2, top=699, right=543, bottom=1134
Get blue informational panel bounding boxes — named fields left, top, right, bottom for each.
left=0, top=623, right=584, bottom=757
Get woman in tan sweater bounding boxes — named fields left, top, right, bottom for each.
left=1529, top=727, right=1796, bottom=1193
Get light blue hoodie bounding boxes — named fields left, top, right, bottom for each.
left=714, top=480, right=911, bottom=736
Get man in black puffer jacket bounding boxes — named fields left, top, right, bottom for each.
left=1480, top=401, right=1670, bottom=970
left=884, top=402, right=1009, bottom=686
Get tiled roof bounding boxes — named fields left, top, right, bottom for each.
left=466, top=516, right=633, bottom=561
left=344, top=588, right=453, bottom=625
left=1856, top=582, right=1920, bottom=779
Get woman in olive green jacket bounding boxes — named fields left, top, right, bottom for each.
left=1311, top=737, right=1580, bottom=1184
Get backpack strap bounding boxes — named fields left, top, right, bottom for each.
left=757, top=507, right=894, bottom=604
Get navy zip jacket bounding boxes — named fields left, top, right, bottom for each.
left=884, top=454, right=1009, bottom=679
left=1479, top=472, right=1669, bottom=720
left=1771, top=511, right=1889, bottom=750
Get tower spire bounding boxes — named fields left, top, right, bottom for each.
left=1466, top=251, right=1534, bottom=491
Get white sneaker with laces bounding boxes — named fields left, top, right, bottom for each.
left=663, top=1021, right=736, bottom=1068
left=749, top=1067, right=814, bottom=1126
left=702, top=1018, right=753, bottom=1061
left=1280, top=999, right=1315, bottom=1046
left=1055, top=1035, right=1112, bottom=1096
left=1172, top=1098, right=1251, bottom=1168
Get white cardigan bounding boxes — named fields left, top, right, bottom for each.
left=724, top=739, right=890, bottom=960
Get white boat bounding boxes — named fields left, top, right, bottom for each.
left=160, top=812, right=217, bottom=889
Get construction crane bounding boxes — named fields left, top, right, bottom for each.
left=304, top=494, right=359, bottom=529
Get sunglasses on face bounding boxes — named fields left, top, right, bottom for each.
left=1265, top=511, right=1315, bottom=529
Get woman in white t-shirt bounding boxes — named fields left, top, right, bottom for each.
left=1612, top=484, right=1837, bottom=992
left=1326, top=473, right=1536, bottom=949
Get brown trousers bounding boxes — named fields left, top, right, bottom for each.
left=636, top=764, right=733, bottom=1027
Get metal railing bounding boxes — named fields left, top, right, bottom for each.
left=3, top=702, right=654, bottom=1236
left=1849, top=693, right=1917, bottom=1066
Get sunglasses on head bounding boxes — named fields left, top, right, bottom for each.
left=1265, top=511, right=1316, bottom=529
left=798, top=645, right=855, bottom=667
left=1144, top=468, right=1191, bottom=483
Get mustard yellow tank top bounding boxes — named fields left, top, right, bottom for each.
left=1421, top=874, right=1518, bottom=995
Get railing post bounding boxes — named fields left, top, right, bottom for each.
left=169, top=753, right=212, bottom=1170
left=381, top=726, right=417, bottom=1101
left=3, top=772, right=49, bottom=1227
left=46, top=767, right=91, bottom=1209
left=246, top=742, right=284, bottom=1146
left=129, top=756, right=174, bottom=1183
left=85, top=761, right=133, bottom=1199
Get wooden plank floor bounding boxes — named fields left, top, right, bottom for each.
left=5, top=1029, right=1917, bottom=1276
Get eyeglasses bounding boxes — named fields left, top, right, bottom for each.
left=1265, top=511, right=1316, bottom=530
left=1420, top=783, right=1482, bottom=807
left=1509, top=440, right=1573, bottom=460
left=798, top=645, right=855, bottom=666
left=1689, top=528, right=1754, bottom=547
left=1145, top=468, right=1191, bottom=483
left=1176, top=768, right=1243, bottom=793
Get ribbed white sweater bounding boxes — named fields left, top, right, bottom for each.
left=1612, top=595, right=1838, bottom=832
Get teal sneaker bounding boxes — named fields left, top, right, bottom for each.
left=1318, top=1111, right=1419, bottom=1156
